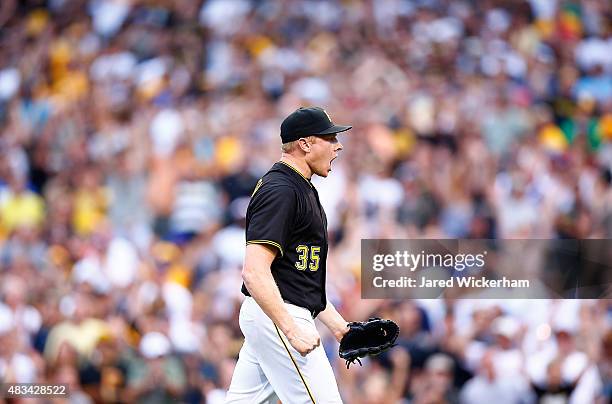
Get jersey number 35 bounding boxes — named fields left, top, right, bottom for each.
left=295, top=245, right=320, bottom=272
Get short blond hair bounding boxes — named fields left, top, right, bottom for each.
left=281, top=136, right=318, bottom=153
left=281, top=140, right=298, bottom=153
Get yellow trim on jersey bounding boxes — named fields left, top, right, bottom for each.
left=278, top=160, right=313, bottom=188
left=246, top=240, right=284, bottom=257
left=274, top=324, right=316, bottom=404
left=251, top=178, right=263, bottom=197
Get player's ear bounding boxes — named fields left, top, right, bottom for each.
left=297, top=137, right=311, bottom=153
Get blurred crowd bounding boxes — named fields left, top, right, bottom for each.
left=0, top=0, right=611, bottom=403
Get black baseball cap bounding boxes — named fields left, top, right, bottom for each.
left=280, top=107, right=352, bottom=143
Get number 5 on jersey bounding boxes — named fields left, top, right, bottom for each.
left=295, top=245, right=320, bottom=271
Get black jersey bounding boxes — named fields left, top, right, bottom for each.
left=241, top=161, right=328, bottom=317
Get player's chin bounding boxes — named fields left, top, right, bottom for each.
left=316, top=161, right=333, bottom=177
left=316, top=165, right=331, bottom=177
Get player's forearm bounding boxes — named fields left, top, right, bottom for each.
left=318, top=301, right=348, bottom=342
left=242, top=263, right=297, bottom=338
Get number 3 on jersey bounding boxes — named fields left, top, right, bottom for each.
left=295, top=245, right=320, bottom=271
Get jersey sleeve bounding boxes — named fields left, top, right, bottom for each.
left=246, top=184, right=297, bottom=257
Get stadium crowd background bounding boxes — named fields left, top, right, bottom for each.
left=0, top=0, right=611, bottom=403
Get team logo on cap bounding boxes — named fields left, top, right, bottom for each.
left=323, top=109, right=332, bottom=123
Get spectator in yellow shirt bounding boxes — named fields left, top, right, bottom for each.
left=0, top=176, right=45, bottom=234
left=72, top=166, right=108, bottom=236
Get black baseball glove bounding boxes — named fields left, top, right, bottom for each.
left=339, top=317, right=400, bottom=368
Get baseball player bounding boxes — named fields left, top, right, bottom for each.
left=225, top=107, right=352, bottom=403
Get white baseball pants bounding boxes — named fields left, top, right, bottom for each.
left=225, top=296, right=343, bottom=403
